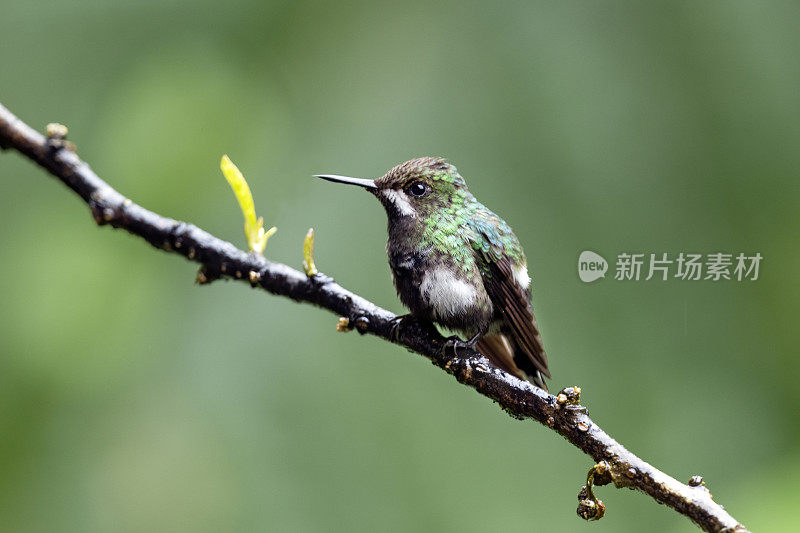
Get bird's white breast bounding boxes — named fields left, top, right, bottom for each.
left=420, top=267, right=479, bottom=320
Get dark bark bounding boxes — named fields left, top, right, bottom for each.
left=0, top=102, right=748, bottom=533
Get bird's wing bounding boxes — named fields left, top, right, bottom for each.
left=481, top=253, right=550, bottom=378
left=467, top=216, right=550, bottom=380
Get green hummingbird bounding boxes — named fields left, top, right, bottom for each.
left=315, top=157, right=550, bottom=390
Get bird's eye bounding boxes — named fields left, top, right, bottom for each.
left=406, top=181, right=429, bottom=198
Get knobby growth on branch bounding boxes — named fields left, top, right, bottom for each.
left=0, top=102, right=748, bottom=533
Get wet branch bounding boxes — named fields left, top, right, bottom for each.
left=0, top=102, right=748, bottom=533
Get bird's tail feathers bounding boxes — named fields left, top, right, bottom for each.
left=476, top=333, right=548, bottom=391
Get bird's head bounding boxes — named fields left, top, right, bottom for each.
left=315, top=157, right=470, bottom=222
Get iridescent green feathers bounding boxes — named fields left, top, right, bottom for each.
left=377, top=157, right=526, bottom=275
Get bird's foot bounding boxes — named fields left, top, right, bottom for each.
left=441, top=332, right=482, bottom=358
left=388, top=314, right=414, bottom=342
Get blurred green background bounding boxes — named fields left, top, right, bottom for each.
left=1, top=1, right=797, bottom=531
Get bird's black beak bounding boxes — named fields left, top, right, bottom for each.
left=313, top=174, right=377, bottom=191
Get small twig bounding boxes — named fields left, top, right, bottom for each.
left=577, top=461, right=608, bottom=521
left=0, top=102, right=748, bottom=533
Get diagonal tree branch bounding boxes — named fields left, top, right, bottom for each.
left=0, top=102, right=748, bottom=533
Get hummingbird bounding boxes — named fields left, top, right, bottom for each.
left=315, top=157, right=550, bottom=390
